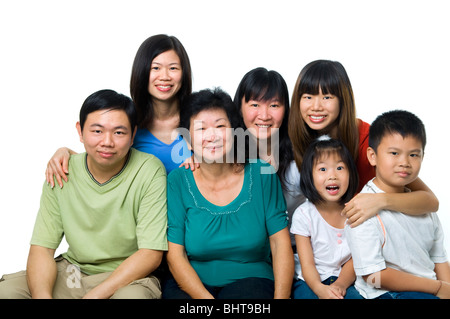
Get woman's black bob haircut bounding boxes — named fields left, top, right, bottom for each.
left=179, top=87, right=246, bottom=164
left=300, top=137, right=359, bottom=205
left=179, top=87, right=243, bottom=131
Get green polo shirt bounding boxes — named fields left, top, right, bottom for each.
left=30, top=148, right=168, bottom=275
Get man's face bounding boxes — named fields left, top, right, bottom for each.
left=76, top=109, right=135, bottom=179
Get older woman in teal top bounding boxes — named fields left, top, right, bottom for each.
left=163, top=87, right=294, bottom=299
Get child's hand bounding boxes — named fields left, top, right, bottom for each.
left=316, top=284, right=344, bottom=299
left=342, top=193, right=386, bottom=227
left=330, top=282, right=347, bottom=298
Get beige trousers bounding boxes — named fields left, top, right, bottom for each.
left=0, top=256, right=161, bottom=299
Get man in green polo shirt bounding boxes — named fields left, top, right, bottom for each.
left=0, top=89, right=167, bottom=299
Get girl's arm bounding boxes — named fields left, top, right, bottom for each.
left=45, top=147, right=77, bottom=188
left=166, top=242, right=214, bottom=299
left=295, top=235, right=343, bottom=299
left=331, top=258, right=356, bottom=295
left=269, top=227, right=294, bottom=299
left=342, top=177, right=439, bottom=227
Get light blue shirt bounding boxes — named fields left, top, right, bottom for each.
left=133, top=128, right=191, bottom=174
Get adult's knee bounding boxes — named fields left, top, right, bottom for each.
left=110, top=277, right=161, bottom=299
left=0, top=272, right=32, bottom=299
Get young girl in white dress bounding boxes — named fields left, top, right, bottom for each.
left=290, top=136, right=363, bottom=299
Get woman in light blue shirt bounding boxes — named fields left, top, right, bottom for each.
left=45, top=34, right=192, bottom=185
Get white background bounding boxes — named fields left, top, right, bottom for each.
left=1, top=0, right=449, bottom=275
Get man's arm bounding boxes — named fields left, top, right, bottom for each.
left=26, top=245, right=57, bottom=299
left=82, top=248, right=163, bottom=299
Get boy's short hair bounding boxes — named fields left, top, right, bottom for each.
left=369, top=110, right=426, bottom=153
left=79, top=89, right=137, bottom=131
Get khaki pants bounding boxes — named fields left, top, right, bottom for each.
left=0, top=256, right=161, bottom=299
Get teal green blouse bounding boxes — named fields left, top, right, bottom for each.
left=167, top=160, right=288, bottom=287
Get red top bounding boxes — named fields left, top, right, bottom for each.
left=356, top=119, right=375, bottom=192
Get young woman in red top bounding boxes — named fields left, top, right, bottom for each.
left=288, top=60, right=438, bottom=227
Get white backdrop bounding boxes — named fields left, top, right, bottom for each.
left=1, top=0, right=449, bottom=275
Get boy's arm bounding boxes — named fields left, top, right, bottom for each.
left=363, top=267, right=442, bottom=296
left=26, top=245, right=57, bottom=299
left=435, top=262, right=450, bottom=283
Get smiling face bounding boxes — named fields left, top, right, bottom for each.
left=300, top=87, right=340, bottom=135
left=148, top=49, right=182, bottom=103
left=241, top=97, right=285, bottom=140
left=312, top=151, right=350, bottom=203
left=76, top=109, right=135, bottom=181
left=190, top=108, right=233, bottom=164
left=367, top=133, right=423, bottom=193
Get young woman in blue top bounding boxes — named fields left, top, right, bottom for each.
left=130, top=34, right=192, bottom=173
left=45, top=34, right=192, bottom=186
left=163, top=87, right=294, bottom=299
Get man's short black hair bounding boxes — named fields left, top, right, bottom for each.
left=79, top=89, right=137, bottom=131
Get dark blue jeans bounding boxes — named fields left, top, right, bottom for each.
left=162, top=276, right=275, bottom=299
left=377, top=291, right=439, bottom=299
left=292, top=276, right=364, bottom=299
